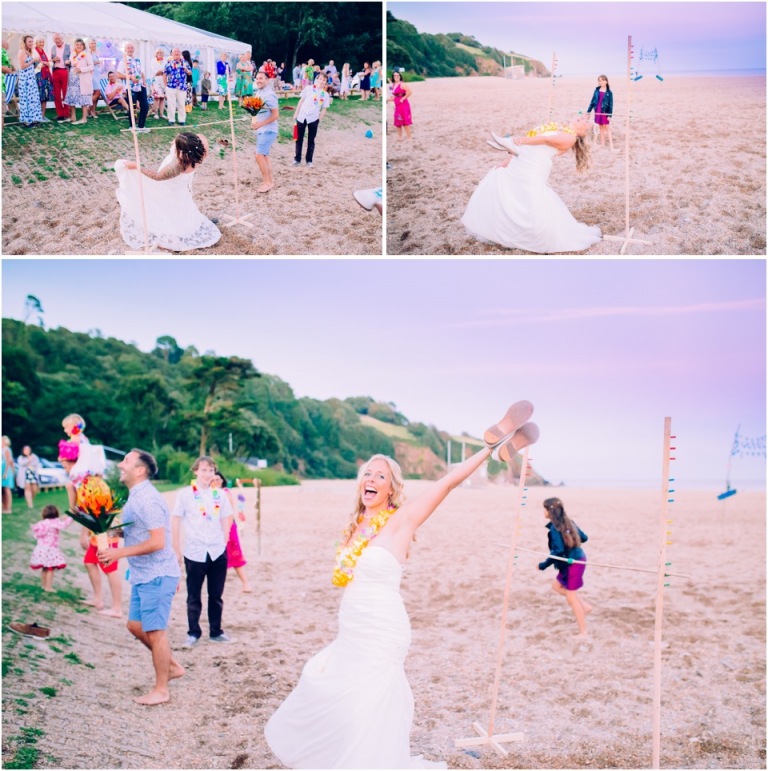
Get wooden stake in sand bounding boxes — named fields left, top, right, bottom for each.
left=602, top=35, right=652, bottom=255
left=235, top=478, right=262, bottom=555
left=220, top=63, right=253, bottom=229
left=652, top=417, right=675, bottom=769
left=547, top=52, right=557, bottom=121
left=454, top=447, right=531, bottom=757
left=122, top=52, right=157, bottom=255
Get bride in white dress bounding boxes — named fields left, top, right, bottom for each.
left=265, top=402, right=541, bottom=769
left=462, top=117, right=601, bottom=254
left=114, top=132, right=220, bottom=251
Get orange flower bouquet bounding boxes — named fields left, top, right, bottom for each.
left=68, top=476, right=131, bottom=556
left=241, top=95, right=266, bottom=116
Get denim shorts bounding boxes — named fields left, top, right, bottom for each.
left=255, top=131, right=277, bottom=156
left=128, top=575, right=178, bottom=632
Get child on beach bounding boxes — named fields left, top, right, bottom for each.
left=211, top=472, right=252, bottom=592
left=31, top=505, right=72, bottom=591
left=587, top=74, right=613, bottom=150
left=538, top=497, right=592, bottom=637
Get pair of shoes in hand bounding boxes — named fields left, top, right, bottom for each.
left=484, top=400, right=539, bottom=462
left=486, top=131, right=520, bottom=156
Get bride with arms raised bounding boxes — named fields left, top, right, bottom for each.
left=462, top=116, right=601, bottom=254
left=265, top=401, right=540, bottom=769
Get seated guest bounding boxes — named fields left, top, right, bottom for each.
left=105, top=71, right=129, bottom=111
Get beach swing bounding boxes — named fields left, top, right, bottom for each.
left=634, top=45, right=663, bottom=81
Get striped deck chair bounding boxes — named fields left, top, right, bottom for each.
left=4, top=72, right=18, bottom=105
left=99, top=77, right=119, bottom=120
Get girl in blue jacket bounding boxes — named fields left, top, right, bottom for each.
left=587, top=75, right=613, bottom=150
left=539, top=497, right=592, bottom=637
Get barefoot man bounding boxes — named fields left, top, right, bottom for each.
left=251, top=69, right=279, bottom=193
left=98, top=449, right=183, bottom=705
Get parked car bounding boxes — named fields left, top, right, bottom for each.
left=36, top=458, right=70, bottom=490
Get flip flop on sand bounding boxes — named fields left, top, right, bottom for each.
left=498, top=421, right=540, bottom=462
left=217, top=138, right=230, bottom=148
left=484, top=400, right=534, bottom=447
left=486, top=138, right=509, bottom=152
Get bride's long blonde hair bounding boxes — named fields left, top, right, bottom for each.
left=572, top=130, right=593, bottom=174
left=343, top=454, right=406, bottom=545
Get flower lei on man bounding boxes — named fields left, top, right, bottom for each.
left=332, top=507, right=397, bottom=587
left=191, top=481, right=220, bottom=518
left=526, top=121, right=576, bottom=137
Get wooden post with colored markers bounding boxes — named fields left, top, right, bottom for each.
left=221, top=61, right=253, bottom=229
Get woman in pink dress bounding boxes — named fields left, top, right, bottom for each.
left=212, top=472, right=252, bottom=592
left=389, top=70, right=412, bottom=141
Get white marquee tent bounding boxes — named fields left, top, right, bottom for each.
left=2, top=2, right=249, bottom=91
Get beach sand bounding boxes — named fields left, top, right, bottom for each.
left=386, top=75, right=767, bottom=255
left=1, top=101, right=382, bottom=256
left=3, top=482, right=764, bottom=768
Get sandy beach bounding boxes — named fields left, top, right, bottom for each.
left=386, top=75, right=767, bottom=255
left=3, top=481, right=764, bottom=768
left=1, top=100, right=382, bottom=256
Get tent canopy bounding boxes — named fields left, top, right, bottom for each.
left=2, top=2, right=249, bottom=53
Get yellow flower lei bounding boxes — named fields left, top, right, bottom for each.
left=332, top=507, right=397, bottom=587
left=526, top=122, right=576, bottom=137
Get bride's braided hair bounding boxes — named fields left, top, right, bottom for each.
left=175, top=132, right=207, bottom=171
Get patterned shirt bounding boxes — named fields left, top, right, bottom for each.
left=172, top=485, right=233, bottom=562
left=117, top=57, right=144, bottom=92
left=164, top=58, right=188, bottom=90
left=1, top=47, right=10, bottom=94
left=122, top=480, right=180, bottom=585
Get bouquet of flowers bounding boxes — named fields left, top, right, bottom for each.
left=68, top=476, right=131, bottom=557
left=241, top=95, right=266, bottom=116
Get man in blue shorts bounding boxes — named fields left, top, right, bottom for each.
left=98, top=449, right=182, bottom=705
left=251, top=69, right=279, bottom=193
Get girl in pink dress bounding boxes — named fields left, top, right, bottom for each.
left=212, top=472, right=252, bottom=592
left=389, top=70, right=412, bottom=141
left=31, top=505, right=73, bottom=592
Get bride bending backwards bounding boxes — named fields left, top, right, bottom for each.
left=114, top=132, right=220, bottom=252
left=265, top=402, right=539, bottom=769
left=462, top=117, right=601, bottom=255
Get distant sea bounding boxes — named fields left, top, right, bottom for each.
left=567, top=68, right=765, bottom=78
left=558, top=478, right=766, bottom=491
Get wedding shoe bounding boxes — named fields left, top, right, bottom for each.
left=484, top=400, right=534, bottom=446
left=489, top=131, right=520, bottom=156
left=486, top=138, right=508, bottom=152
left=498, top=422, right=540, bottom=462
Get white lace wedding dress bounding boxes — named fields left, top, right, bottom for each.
left=114, top=150, right=221, bottom=251
left=462, top=138, right=601, bottom=254
left=265, top=546, right=446, bottom=769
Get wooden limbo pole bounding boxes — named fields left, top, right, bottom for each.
left=602, top=35, right=652, bottom=254
left=652, top=417, right=675, bottom=768
left=122, top=52, right=157, bottom=255
left=454, top=446, right=531, bottom=756
left=235, top=478, right=262, bottom=555
left=547, top=52, right=557, bottom=121
left=220, top=63, right=254, bottom=229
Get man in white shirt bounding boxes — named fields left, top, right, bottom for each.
left=324, top=60, right=338, bottom=77
left=172, top=456, right=234, bottom=647
left=292, top=71, right=330, bottom=167
left=116, top=42, right=150, bottom=131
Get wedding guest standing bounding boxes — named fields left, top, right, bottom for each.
left=17, top=35, right=44, bottom=127
left=172, top=456, right=235, bottom=647
left=292, top=71, right=330, bottom=168
left=359, top=62, right=372, bottom=101
left=235, top=52, right=253, bottom=102
left=2, top=437, right=15, bottom=514
left=98, top=449, right=183, bottom=706
left=117, top=42, right=150, bottom=132
left=389, top=70, right=413, bottom=141
left=251, top=69, right=279, bottom=193
left=65, top=38, right=93, bottom=125
left=216, top=51, right=229, bottom=109
left=182, top=50, right=194, bottom=113
left=34, top=38, right=53, bottom=121
left=87, top=39, right=102, bottom=118
left=16, top=446, right=41, bottom=510
left=1, top=41, right=14, bottom=129
left=163, top=48, right=189, bottom=127
left=49, top=32, right=70, bottom=120
left=339, top=62, right=351, bottom=100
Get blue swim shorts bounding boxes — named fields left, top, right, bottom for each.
left=128, top=575, right=177, bottom=632
left=255, top=131, right=277, bottom=156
